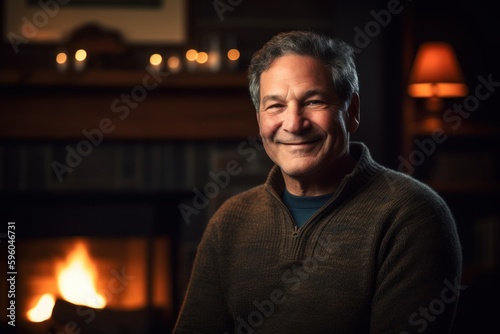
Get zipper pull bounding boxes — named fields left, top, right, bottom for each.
left=292, top=226, right=299, bottom=237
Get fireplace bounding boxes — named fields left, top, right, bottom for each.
left=1, top=192, right=188, bottom=334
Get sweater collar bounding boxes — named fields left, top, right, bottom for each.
left=264, top=142, right=382, bottom=199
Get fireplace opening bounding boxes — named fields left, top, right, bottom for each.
left=21, top=236, right=172, bottom=334
left=1, top=192, right=189, bottom=334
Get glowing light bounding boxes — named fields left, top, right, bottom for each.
left=185, top=49, right=198, bottom=62
left=57, top=241, right=106, bottom=309
left=408, top=42, right=467, bottom=98
left=26, top=241, right=109, bottom=323
left=167, top=56, right=180, bottom=69
left=227, top=49, right=240, bottom=61
left=196, top=51, right=208, bottom=64
left=56, top=52, right=67, bottom=64
left=149, top=53, right=162, bottom=66
left=75, top=49, right=87, bottom=62
left=27, top=294, right=56, bottom=322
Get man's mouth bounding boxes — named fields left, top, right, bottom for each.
left=279, top=138, right=322, bottom=146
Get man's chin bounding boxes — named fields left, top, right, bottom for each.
left=278, top=163, right=318, bottom=179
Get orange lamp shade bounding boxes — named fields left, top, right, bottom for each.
left=408, top=42, right=468, bottom=98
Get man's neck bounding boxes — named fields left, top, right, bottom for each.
left=283, top=154, right=357, bottom=196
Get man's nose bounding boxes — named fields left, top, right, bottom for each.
left=282, top=105, right=310, bottom=134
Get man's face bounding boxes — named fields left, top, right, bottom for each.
left=257, top=54, right=359, bottom=180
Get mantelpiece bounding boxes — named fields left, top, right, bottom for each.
left=0, top=70, right=258, bottom=140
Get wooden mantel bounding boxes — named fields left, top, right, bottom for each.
left=0, top=69, right=259, bottom=141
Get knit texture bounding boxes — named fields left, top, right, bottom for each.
left=174, top=142, right=463, bottom=334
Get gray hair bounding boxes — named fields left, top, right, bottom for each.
left=248, top=30, right=359, bottom=112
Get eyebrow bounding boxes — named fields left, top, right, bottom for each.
left=261, top=89, right=331, bottom=105
left=302, top=89, right=330, bottom=100
left=261, top=95, right=283, bottom=105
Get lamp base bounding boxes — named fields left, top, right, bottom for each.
left=425, top=97, right=444, bottom=112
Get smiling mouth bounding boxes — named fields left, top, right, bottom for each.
left=279, top=138, right=322, bottom=145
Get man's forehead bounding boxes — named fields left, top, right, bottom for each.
left=259, top=54, right=333, bottom=85
left=259, top=56, right=337, bottom=103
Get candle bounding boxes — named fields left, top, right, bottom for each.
left=56, top=52, right=68, bottom=72
left=196, top=52, right=208, bottom=64
left=185, top=49, right=198, bottom=72
left=149, top=53, right=163, bottom=73
left=167, top=55, right=182, bottom=74
left=207, top=34, right=221, bottom=72
left=227, top=48, right=240, bottom=71
left=74, top=49, right=87, bottom=72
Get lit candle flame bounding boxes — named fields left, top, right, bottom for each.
left=227, top=49, right=240, bottom=61
left=56, top=52, right=67, bottom=65
left=196, top=52, right=208, bottom=64
left=75, top=49, right=87, bottom=62
left=150, top=53, right=162, bottom=66
left=185, top=49, right=198, bottom=62
left=167, top=56, right=180, bottom=70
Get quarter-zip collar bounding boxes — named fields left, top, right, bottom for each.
left=264, top=142, right=382, bottom=205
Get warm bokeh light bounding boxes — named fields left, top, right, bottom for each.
left=196, top=51, right=208, bottom=64
left=57, top=241, right=106, bottom=309
left=150, top=53, right=163, bottom=66
left=167, top=56, right=180, bottom=70
left=75, top=49, right=87, bottom=61
left=185, top=49, right=198, bottom=62
left=56, top=52, right=67, bottom=64
left=27, top=294, right=56, bottom=322
left=227, top=48, right=240, bottom=61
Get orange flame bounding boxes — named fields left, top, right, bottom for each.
left=26, top=294, right=55, bottom=322
left=27, top=241, right=106, bottom=322
left=56, top=241, right=106, bottom=308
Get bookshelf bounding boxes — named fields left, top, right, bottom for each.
left=401, top=95, right=500, bottom=285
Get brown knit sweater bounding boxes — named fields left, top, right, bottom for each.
left=174, top=142, right=463, bottom=333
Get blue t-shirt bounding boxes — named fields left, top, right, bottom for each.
left=282, top=188, right=333, bottom=227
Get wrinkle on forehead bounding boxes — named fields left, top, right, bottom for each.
left=259, top=55, right=336, bottom=106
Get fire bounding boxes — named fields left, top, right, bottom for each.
left=57, top=241, right=107, bottom=308
left=26, top=294, right=55, bottom=322
left=27, top=241, right=107, bottom=322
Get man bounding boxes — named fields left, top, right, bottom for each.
left=174, top=31, right=462, bottom=333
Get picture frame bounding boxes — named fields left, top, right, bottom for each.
left=5, top=0, right=187, bottom=44
left=26, top=0, right=162, bottom=7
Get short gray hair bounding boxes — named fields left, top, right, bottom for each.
left=248, top=30, right=359, bottom=112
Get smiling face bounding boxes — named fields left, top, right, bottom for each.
left=257, top=54, right=359, bottom=190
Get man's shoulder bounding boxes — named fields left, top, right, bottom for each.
left=206, top=184, right=274, bottom=233
left=351, top=142, right=443, bottom=202
left=374, top=167, right=452, bottom=217
left=218, top=184, right=269, bottom=211
left=377, top=168, right=438, bottom=196
left=212, top=184, right=270, bottom=218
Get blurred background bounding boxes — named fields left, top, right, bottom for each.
left=0, top=0, right=499, bottom=333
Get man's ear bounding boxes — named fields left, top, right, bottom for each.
left=347, top=93, right=360, bottom=133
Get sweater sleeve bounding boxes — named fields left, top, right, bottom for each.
left=173, top=221, right=232, bottom=334
left=370, top=189, right=463, bottom=334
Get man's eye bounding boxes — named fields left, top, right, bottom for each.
left=305, top=100, right=325, bottom=106
left=265, top=104, right=285, bottom=111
